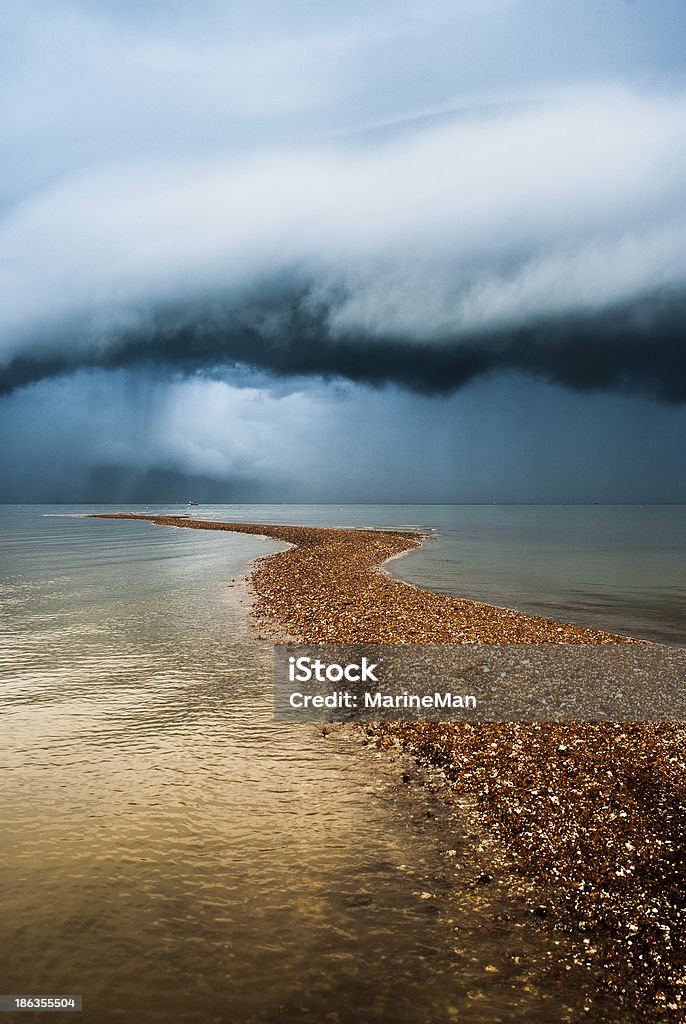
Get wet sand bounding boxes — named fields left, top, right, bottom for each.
left=91, top=514, right=686, bottom=1021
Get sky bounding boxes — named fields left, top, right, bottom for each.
left=1, top=0, right=685, bottom=503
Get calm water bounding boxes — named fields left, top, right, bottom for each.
left=58, top=501, right=683, bottom=644
left=0, top=503, right=675, bottom=1022
left=383, top=504, right=686, bottom=646
left=155, top=502, right=684, bottom=644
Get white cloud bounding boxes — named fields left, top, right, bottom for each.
left=1, top=85, right=685, bottom=367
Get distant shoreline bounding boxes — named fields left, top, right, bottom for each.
left=89, top=512, right=685, bottom=1020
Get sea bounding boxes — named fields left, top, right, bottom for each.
left=1, top=503, right=683, bottom=1023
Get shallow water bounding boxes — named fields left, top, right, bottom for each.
left=382, top=504, right=686, bottom=646
left=83, top=501, right=684, bottom=645
left=35, top=502, right=683, bottom=644
left=0, top=507, right=642, bottom=1021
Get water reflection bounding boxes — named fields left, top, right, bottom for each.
left=0, top=510, right=628, bottom=1023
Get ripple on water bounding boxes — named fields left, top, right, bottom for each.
left=0, top=510, right=628, bottom=1023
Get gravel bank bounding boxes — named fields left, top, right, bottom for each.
left=91, top=513, right=686, bottom=1020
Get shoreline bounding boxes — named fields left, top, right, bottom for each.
left=89, top=513, right=685, bottom=1020
left=89, top=512, right=635, bottom=643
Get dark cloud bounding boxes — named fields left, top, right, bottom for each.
left=2, top=2, right=686, bottom=502
left=2, top=84, right=685, bottom=406
left=2, top=282, right=685, bottom=402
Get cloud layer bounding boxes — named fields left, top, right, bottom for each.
left=2, top=0, right=686, bottom=502
left=1, top=86, right=685, bottom=400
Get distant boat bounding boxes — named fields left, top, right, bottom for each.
left=187, top=499, right=199, bottom=506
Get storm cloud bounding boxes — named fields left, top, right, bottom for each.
left=2, top=0, right=686, bottom=501
left=4, top=282, right=686, bottom=402
left=2, top=86, right=686, bottom=401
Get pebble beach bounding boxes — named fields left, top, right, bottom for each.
left=92, top=513, right=686, bottom=1021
